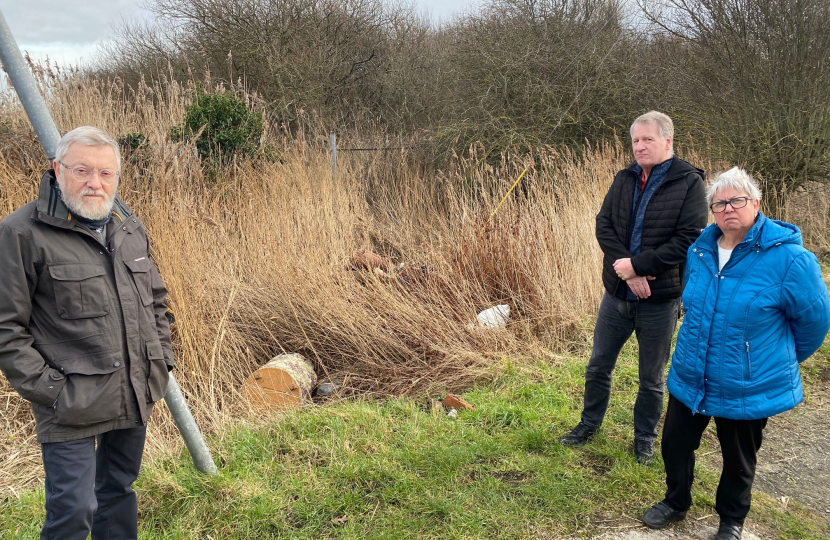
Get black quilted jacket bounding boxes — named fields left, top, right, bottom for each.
left=595, top=158, right=708, bottom=301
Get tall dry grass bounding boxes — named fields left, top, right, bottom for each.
left=1, top=72, right=827, bottom=496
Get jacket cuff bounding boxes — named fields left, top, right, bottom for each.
left=31, top=368, right=66, bottom=408
left=630, top=257, right=644, bottom=277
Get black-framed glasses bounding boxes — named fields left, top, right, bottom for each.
left=710, top=196, right=753, bottom=213
left=59, top=161, right=120, bottom=185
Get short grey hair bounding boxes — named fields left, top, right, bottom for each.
left=55, top=126, right=121, bottom=171
left=707, top=167, right=762, bottom=206
left=630, top=111, right=674, bottom=141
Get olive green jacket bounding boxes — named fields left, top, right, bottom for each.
left=0, top=171, right=174, bottom=443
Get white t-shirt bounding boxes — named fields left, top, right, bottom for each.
left=718, top=239, right=733, bottom=271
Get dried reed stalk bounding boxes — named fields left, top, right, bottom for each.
left=0, top=72, right=821, bottom=497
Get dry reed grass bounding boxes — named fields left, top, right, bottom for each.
left=0, top=72, right=825, bottom=497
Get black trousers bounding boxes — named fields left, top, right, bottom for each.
left=661, top=394, right=767, bottom=524
left=40, top=425, right=146, bottom=540
left=582, top=293, right=680, bottom=440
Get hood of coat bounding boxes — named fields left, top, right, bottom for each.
left=694, top=212, right=801, bottom=253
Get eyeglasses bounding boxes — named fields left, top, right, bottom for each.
left=710, top=196, right=753, bottom=213
left=59, top=161, right=120, bottom=185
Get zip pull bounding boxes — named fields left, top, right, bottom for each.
left=746, top=342, right=750, bottom=353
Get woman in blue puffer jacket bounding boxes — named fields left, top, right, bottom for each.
left=642, top=168, right=830, bottom=540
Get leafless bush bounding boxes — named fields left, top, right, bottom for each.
left=95, top=0, right=650, bottom=161
left=436, top=0, right=637, bottom=157
left=99, top=0, right=433, bottom=135
left=640, top=0, right=830, bottom=213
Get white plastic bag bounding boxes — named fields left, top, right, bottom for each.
left=476, top=304, right=511, bottom=328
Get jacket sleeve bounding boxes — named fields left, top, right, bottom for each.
left=595, top=174, right=634, bottom=261
left=149, top=245, right=175, bottom=371
left=630, top=173, right=707, bottom=277
left=782, top=251, right=830, bottom=363
left=0, top=226, right=66, bottom=406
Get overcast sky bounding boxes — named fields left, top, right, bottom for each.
left=1, top=0, right=480, bottom=67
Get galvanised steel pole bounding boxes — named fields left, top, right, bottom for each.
left=0, top=9, right=217, bottom=476
left=0, top=11, right=59, bottom=159
left=163, top=373, right=217, bottom=475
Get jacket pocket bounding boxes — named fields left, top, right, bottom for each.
left=48, top=264, right=109, bottom=319
left=146, top=340, right=169, bottom=403
left=124, top=257, right=154, bottom=307
left=54, top=355, right=125, bottom=426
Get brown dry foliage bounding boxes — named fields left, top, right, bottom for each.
left=1, top=73, right=828, bottom=497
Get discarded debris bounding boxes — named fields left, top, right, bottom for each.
left=476, top=304, right=510, bottom=328
left=347, top=249, right=395, bottom=273
left=443, top=393, right=475, bottom=411
left=431, top=399, right=445, bottom=417
left=447, top=408, right=458, bottom=419
left=242, top=353, right=317, bottom=410
left=315, top=378, right=342, bottom=397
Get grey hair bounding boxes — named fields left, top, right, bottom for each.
left=707, top=167, right=762, bottom=206
left=630, top=111, right=674, bottom=141
left=55, top=126, right=121, bottom=171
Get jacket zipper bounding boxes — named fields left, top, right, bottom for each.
left=744, top=341, right=752, bottom=380
left=615, top=169, right=694, bottom=294
left=622, top=169, right=689, bottom=248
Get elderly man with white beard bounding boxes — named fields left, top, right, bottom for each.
left=0, top=126, right=174, bottom=539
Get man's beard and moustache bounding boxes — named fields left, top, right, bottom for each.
left=57, top=180, right=116, bottom=221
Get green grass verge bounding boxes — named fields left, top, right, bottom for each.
left=2, top=341, right=828, bottom=539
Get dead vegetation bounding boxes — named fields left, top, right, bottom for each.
left=1, top=73, right=828, bottom=498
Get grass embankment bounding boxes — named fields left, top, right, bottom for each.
left=3, top=342, right=828, bottom=539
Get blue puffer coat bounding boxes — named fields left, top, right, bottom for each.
left=667, top=213, right=830, bottom=420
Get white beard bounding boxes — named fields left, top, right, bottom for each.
left=58, top=182, right=116, bottom=221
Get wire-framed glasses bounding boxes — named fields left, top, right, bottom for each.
left=59, top=161, right=120, bottom=185
left=710, top=196, right=753, bottom=213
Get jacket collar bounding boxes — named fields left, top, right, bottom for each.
left=625, top=156, right=704, bottom=184
left=35, top=169, right=133, bottom=229
left=695, top=212, right=802, bottom=253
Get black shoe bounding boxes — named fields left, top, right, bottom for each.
left=633, top=437, right=655, bottom=465
left=714, top=521, right=743, bottom=540
left=642, top=501, right=687, bottom=529
left=560, top=421, right=597, bottom=447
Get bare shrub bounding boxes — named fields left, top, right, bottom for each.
left=640, top=0, right=830, bottom=214
left=436, top=0, right=637, bottom=158
left=95, top=0, right=650, bottom=161
left=99, top=0, right=432, bottom=134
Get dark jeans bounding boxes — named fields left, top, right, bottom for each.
left=661, top=394, right=767, bottom=524
left=581, top=292, right=680, bottom=440
left=41, top=425, right=146, bottom=540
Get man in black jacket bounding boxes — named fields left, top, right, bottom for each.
left=561, top=111, right=707, bottom=464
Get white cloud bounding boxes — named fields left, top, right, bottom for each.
left=418, top=0, right=481, bottom=23
left=15, top=42, right=102, bottom=68
left=0, top=0, right=151, bottom=45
